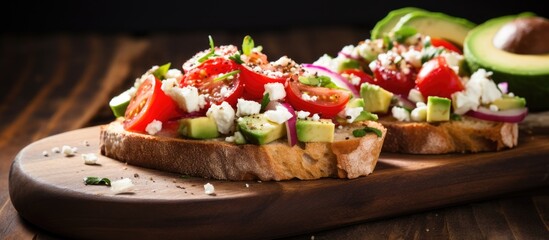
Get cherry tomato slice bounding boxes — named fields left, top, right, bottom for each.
left=181, top=57, right=244, bottom=107
left=123, top=76, right=181, bottom=132
left=416, top=56, right=464, bottom=99
left=285, top=80, right=351, bottom=118
left=371, top=61, right=417, bottom=96
left=340, top=68, right=375, bottom=92
left=239, top=64, right=287, bottom=100
left=430, top=37, right=462, bottom=54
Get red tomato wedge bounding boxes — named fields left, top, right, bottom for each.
left=181, top=57, right=244, bottom=107
left=340, top=68, right=375, bottom=92
left=371, top=60, right=417, bottom=96
left=430, top=37, right=462, bottom=54
left=123, top=77, right=182, bottom=132
left=239, top=64, right=287, bottom=100
left=416, top=56, right=464, bottom=99
left=285, top=80, right=351, bottom=118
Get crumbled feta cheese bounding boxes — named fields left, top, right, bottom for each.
left=145, top=120, right=162, bottom=135
left=165, top=69, right=183, bottom=81
left=110, top=178, right=134, bottom=194
left=416, top=102, right=427, bottom=108
left=82, top=153, right=98, bottom=165
left=52, top=147, right=61, bottom=153
left=207, top=101, right=235, bottom=134
left=489, top=104, right=499, bottom=111
left=204, top=183, right=215, bottom=195
left=161, top=78, right=206, bottom=112
left=225, top=136, right=235, bottom=142
left=62, top=145, right=77, bottom=157
left=411, top=106, right=427, bottom=122
left=311, top=113, right=320, bottom=121
left=441, top=51, right=464, bottom=74
left=402, top=49, right=422, bottom=68
left=297, top=110, right=310, bottom=119
left=236, top=98, right=261, bottom=117
left=264, top=82, right=286, bottom=101
left=264, top=106, right=293, bottom=124
left=392, top=107, right=411, bottom=122
left=452, top=69, right=503, bottom=114
left=301, top=92, right=318, bottom=102
left=342, top=107, right=363, bottom=123
left=42, top=151, right=49, bottom=157
left=273, top=56, right=292, bottom=67
left=245, top=183, right=250, bottom=188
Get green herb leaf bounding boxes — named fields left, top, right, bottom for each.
left=198, top=35, right=216, bottom=63
left=242, top=35, right=254, bottom=56
left=229, top=52, right=244, bottom=64
left=84, top=177, right=111, bottom=186
left=352, top=127, right=382, bottom=138
left=152, top=62, right=171, bottom=80
left=213, top=70, right=240, bottom=82
left=298, top=75, right=338, bottom=89
left=260, top=93, right=270, bottom=112
left=450, top=113, right=462, bottom=121
left=421, top=46, right=445, bottom=63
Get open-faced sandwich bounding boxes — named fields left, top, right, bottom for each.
left=312, top=8, right=530, bottom=154
left=100, top=36, right=386, bottom=181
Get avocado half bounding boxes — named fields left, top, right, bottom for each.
left=370, top=7, right=427, bottom=39
left=464, top=14, right=549, bottom=111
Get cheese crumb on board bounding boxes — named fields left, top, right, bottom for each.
left=204, top=183, right=215, bottom=195
left=82, top=153, right=98, bottom=165
left=145, top=119, right=162, bottom=135
left=61, top=145, right=77, bottom=157
left=110, top=178, right=134, bottom=194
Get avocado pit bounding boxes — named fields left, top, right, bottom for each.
left=493, top=16, right=549, bottom=54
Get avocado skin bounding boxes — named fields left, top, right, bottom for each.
left=464, top=13, right=549, bottom=112
left=371, top=7, right=427, bottom=39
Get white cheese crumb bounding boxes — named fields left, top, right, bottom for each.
left=342, top=107, right=363, bottom=123
left=204, top=183, right=215, bottom=195
left=110, top=178, right=134, bottom=194
left=441, top=51, right=464, bottom=74
left=165, top=69, right=183, bottom=81
left=489, top=104, right=499, bottom=111
left=402, top=49, right=422, bottom=68
left=392, top=106, right=411, bottom=122
left=62, top=145, right=77, bottom=157
left=161, top=78, right=205, bottom=112
left=311, top=113, right=320, bottom=121
left=338, top=125, right=343, bottom=129
left=264, top=105, right=293, bottom=124
left=145, top=120, right=162, bottom=135
left=452, top=68, right=502, bottom=114
left=301, top=92, right=318, bottom=102
left=236, top=98, right=261, bottom=117
left=411, top=106, right=427, bottom=122
left=207, top=101, right=235, bottom=134
left=297, top=110, right=310, bottom=119
left=245, top=183, right=250, bottom=188
left=273, top=56, right=291, bottom=67
left=82, top=153, right=98, bottom=165
left=42, top=151, right=49, bottom=157
left=52, top=147, right=61, bottom=153
left=264, top=82, right=286, bottom=101
left=408, top=88, right=425, bottom=103
left=225, top=136, right=235, bottom=142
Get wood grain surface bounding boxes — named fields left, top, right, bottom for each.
left=7, top=125, right=549, bottom=239
left=1, top=30, right=548, bottom=239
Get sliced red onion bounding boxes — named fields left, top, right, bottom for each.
left=266, top=101, right=298, bottom=146
left=338, top=51, right=368, bottom=63
left=465, top=107, right=528, bottom=123
left=301, top=64, right=360, bottom=98
left=497, top=82, right=508, bottom=94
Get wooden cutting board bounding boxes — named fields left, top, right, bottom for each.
left=8, top=124, right=549, bottom=240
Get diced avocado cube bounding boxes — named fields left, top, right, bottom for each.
left=354, top=111, right=379, bottom=122
left=492, top=96, right=526, bottom=110
left=296, top=119, right=334, bottom=143
left=347, top=98, right=365, bottom=108
left=109, top=89, right=132, bottom=118
left=360, top=82, right=394, bottom=113
left=178, top=117, right=219, bottom=139
left=237, top=114, right=286, bottom=145
left=426, top=96, right=451, bottom=122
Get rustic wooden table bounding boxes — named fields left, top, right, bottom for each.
left=1, top=28, right=548, bottom=239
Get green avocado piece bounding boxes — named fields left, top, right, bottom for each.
left=426, top=96, right=451, bottom=122
left=296, top=119, right=334, bottom=143
left=353, top=111, right=379, bottom=122
left=178, top=117, right=219, bottom=139
left=347, top=98, right=365, bottom=108
left=371, top=7, right=428, bottom=39
left=109, top=89, right=132, bottom=118
left=360, top=82, right=393, bottom=113
left=464, top=13, right=548, bottom=111
left=392, top=11, right=476, bottom=46
left=237, top=114, right=286, bottom=145
left=492, top=96, right=527, bottom=110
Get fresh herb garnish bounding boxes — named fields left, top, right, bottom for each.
left=229, top=52, right=244, bottom=64
left=242, top=35, right=254, bottom=56
left=298, top=75, right=338, bottom=89
left=213, top=70, right=240, bottom=82
left=260, top=93, right=270, bottom=112
left=152, top=62, right=171, bottom=80
left=450, top=113, right=462, bottom=121
left=352, top=127, right=383, bottom=138
left=197, top=35, right=217, bottom=63
left=421, top=46, right=445, bottom=63
left=83, top=177, right=111, bottom=186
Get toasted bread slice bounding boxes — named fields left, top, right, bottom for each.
left=380, top=116, right=518, bottom=154
left=99, top=120, right=386, bottom=181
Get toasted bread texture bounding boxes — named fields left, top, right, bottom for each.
left=380, top=116, right=519, bottom=154
left=99, top=120, right=386, bottom=181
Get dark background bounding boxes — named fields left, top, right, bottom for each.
left=4, top=0, right=548, bottom=34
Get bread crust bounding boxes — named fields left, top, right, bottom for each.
left=99, top=120, right=386, bottom=181
left=380, top=116, right=519, bottom=154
